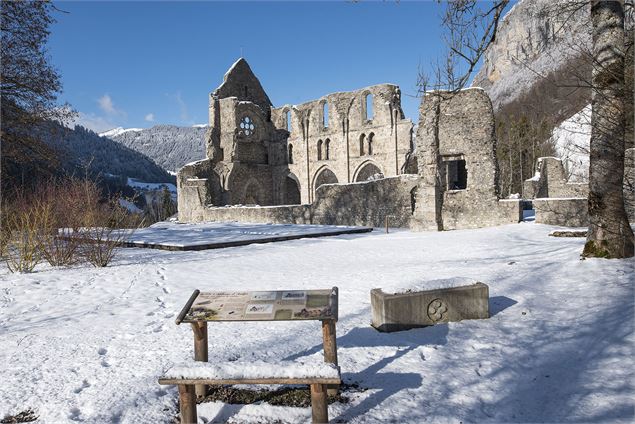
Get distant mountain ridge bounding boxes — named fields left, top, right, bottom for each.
left=103, top=124, right=207, bottom=172
left=41, top=122, right=174, bottom=183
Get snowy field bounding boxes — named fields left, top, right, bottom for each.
left=1, top=222, right=633, bottom=423
left=125, top=221, right=372, bottom=249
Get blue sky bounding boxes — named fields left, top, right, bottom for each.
left=49, top=1, right=499, bottom=133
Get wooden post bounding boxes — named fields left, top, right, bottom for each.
left=178, top=384, right=197, bottom=424
left=385, top=216, right=389, bottom=233
left=191, top=321, right=208, bottom=398
left=310, top=383, right=328, bottom=424
left=322, top=319, right=339, bottom=396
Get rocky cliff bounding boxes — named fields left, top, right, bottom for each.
left=472, top=0, right=592, bottom=119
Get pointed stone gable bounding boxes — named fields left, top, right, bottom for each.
left=213, top=58, right=273, bottom=113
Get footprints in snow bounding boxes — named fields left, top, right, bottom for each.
left=98, top=347, right=110, bottom=368
left=73, top=379, right=91, bottom=394
left=155, top=267, right=171, bottom=294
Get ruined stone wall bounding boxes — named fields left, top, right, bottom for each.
left=311, top=175, right=419, bottom=227
left=180, top=175, right=419, bottom=228
left=523, top=157, right=588, bottom=199
left=271, top=84, right=414, bottom=204
left=534, top=198, right=589, bottom=227
left=412, top=88, right=521, bottom=231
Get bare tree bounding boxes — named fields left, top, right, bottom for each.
left=1, top=0, right=75, bottom=192
left=419, top=1, right=509, bottom=93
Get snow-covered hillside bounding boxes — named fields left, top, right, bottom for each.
left=551, top=105, right=591, bottom=183
left=105, top=125, right=207, bottom=173
left=99, top=127, right=144, bottom=138
left=1, top=223, right=633, bottom=423
left=42, top=123, right=173, bottom=184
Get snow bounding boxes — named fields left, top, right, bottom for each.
left=127, top=178, right=176, bottom=193
left=125, top=221, right=371, bottom=249
left=551, top=104, right=591, bottom=183
left=192, top=124, right=208, bottom=128
left=383, top=277, right=479, bottom=294
left=99, top=127, right=144, bottom=138
left=163, top=360, right=339, bottom=381
left=1, top=223, right=633, bottom=423
left=118, top=198, right=142, bottom=214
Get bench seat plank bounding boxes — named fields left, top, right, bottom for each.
left=159, top=360, right=340, bottom=385
left=159, top=376, right=341, bottom=385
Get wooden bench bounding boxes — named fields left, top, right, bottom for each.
left=159, top=360, right=341, bottom=424
left=174, top=288, right=340, bottom=399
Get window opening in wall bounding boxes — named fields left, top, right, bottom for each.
left=288, top=144, right=294, bottom=164
left=359, top=133, right=365, bottom=156
left=323, top=102, right=329, bottom=128
left=317, top=139, right=323, bottom=161
left=445, top=159, right=468, bottom=190
left=286, top=110, right=292, bottom=132
left=239, top=116, right=255, bottom=136
left=365, top=93, right=373, bottom=120
left=244, top=86, right=249, bottom=97
left=410, top=186, right=417, bottom=213
left=368, top=133, right=374, bottom=155
left=325, top=139, right=330, bottom=160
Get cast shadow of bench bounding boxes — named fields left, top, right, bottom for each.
left=286, top=323, right=449, bottom=422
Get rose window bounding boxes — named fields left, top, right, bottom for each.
left=240, top=116, right=255, bottom=136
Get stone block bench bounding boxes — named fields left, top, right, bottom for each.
left=159, top=360, right=341, bottom=424
left=371, top=278, right=489, bottom=332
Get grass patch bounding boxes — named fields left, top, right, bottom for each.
left=200, top=383, right=365, bottom=407
left=549, top=230, right=587, bottom=238
left=1, top=410, right=38, bottom=423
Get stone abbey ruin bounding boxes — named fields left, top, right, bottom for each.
left=177, top=58, right=633, bottom=229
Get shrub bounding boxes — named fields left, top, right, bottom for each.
left=1, top=177, right=143, bottom=271
left=80, top=197, right=138, bottom=267
left=1, top=194, right=47, bottom=273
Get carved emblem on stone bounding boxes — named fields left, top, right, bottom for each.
left=427, top=298, right=448, bottom=322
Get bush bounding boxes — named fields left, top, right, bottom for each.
left=79, top=196, right=139, bottom=267
left=1, top=177, right=143, bottom=272
left=1, top=194, right=47, bottom=273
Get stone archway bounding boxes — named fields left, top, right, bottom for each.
left=312, top=167, right=338, bottom=197
left=243, top=179, right=265, bottom=205
left=354, top=161, right=382, bottom=182
left=285, top=173, right=301, bottom=205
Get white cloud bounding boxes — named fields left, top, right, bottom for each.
left=97, top=93, right=126, bottom=118
left=72, top=111, right=118, bottom=134
left=145, top=113, right=155, bottom=122
left=175, top=91, right=190, bottom=122
left=166, top=90, right=196, bottom=125
left=98, top=94, right=116, bottom=114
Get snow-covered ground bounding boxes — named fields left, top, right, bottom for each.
left=1, top=223, right=633, bottom=423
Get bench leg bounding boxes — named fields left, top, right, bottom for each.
left=192, top=321, right=208, bottom=398
left=178, top=384, right=197, bottom=424
left=322, top=320, right=339, bottom=396
left=310, top=383, right=328, bottom=423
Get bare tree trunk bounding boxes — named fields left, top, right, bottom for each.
left=583, top=0, right=634, bottom=258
